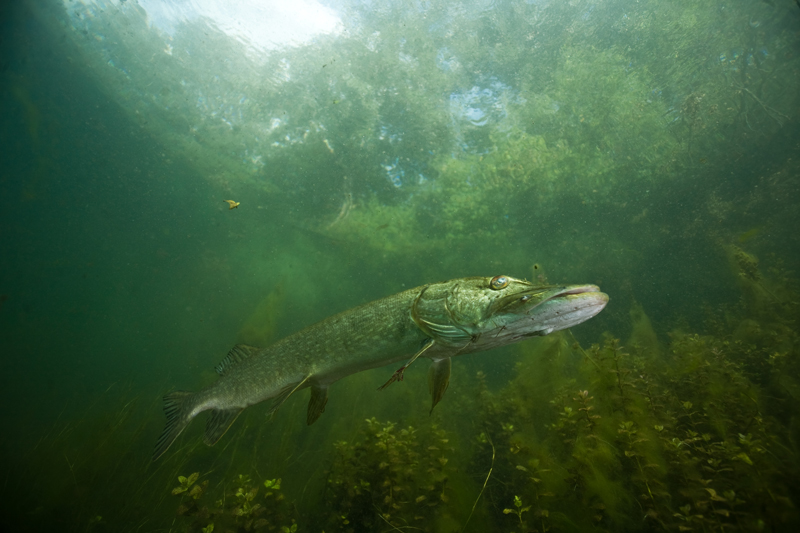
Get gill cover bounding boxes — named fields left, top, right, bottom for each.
left=410, top=276, right=529, bottom=346
left=409, top=275, right=567, bottom=347
left=411, top=282, right=473, bottom=347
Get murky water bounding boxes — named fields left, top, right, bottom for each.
left=1, top=1, right=799, bottom=531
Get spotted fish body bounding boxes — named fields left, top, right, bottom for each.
left=153, top=275, right=608, bottom=461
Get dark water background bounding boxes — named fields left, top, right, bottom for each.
left=1, top=0, right=800, bottom=531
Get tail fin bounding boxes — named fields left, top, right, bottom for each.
left=153, top=391, right=195, bottom=461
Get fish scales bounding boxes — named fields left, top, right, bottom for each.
left=200, top=287, right=427, bottom=412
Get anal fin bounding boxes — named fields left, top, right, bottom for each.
left=204, top=408, right=243, bottom=446
left=428, top=358, right=451, bottom=414
left=307, top=383, right=329, bottom=425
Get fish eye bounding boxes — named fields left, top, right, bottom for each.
left=490, top=275, right=509, bottom=290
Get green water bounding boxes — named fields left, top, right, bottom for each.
left=1, top=0, right=799, bottom=531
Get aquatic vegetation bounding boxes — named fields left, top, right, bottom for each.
left=5, top=221, right=798, bottom=533
left=169, top=472, right=296, bottom=533
left=322, top=418, right=454, bottom=532
left=313, top=0, right=799, bottom=261
left=238, top=283, right=286, bottom=348
left=464, top=249, right=800, bottom=531
left=503, top=495, right=531, bottom=531
left=172, top=472, right=207, bottom=498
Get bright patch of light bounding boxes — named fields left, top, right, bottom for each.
left=71, top=0, right=343, bottom=52
left=144, top=0, right=342, bottom=51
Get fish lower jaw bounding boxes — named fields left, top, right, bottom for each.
left=532, top=292, right=609, bottom=332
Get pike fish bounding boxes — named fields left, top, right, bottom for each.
left=153, top=275, right=608, bottom=460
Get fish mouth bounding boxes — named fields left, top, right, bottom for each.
left=540, top=284, right=609, bottom=312
left=548, top=285, right=609, bottom=309
left=492, top=284, right=603, bottom=314
left=482, top=283, right=608, bottom=343
left=550, top=284, right=602, bottom=298
left=525, top=285, right=609, bottom=334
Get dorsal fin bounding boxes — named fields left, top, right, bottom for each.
left=215, top=344, right=260, bottom=376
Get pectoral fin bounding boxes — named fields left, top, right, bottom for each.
left=428, top=358, right=451, bottom=414
left=204, top=408, right=243, bottom=446
left=307, top=383, right=329, bottom=425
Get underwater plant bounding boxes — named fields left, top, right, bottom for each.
left=322, top=417, right=454, bottom=532
left=169, top=472, right=297, bottom=533
left=465, top=248, right=800, bottom=532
